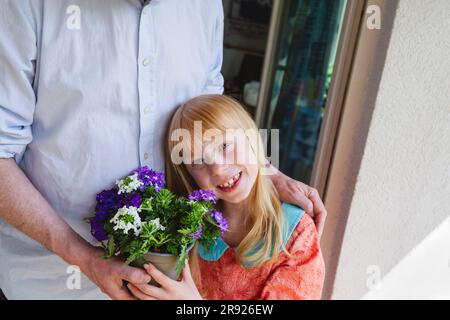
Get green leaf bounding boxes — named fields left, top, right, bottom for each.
left=175, top=243, right=189, bottom=276
left=103, top=236, right=116, bottom=259
left=178, top=228, right=193, bottom=235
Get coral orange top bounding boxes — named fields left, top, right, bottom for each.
left=194, top=203, right=325, bottom=300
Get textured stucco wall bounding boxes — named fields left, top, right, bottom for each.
left=330, top=0, right=450, bottom=299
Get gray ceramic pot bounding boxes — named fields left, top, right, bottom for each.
left=132, top=242, right=195, bottom=287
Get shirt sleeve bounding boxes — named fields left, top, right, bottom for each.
left=259, top=214, right=326, bottom=300
left=0, top=1, right=38, bottom=163
left=201, top=0, right=224, bottom=95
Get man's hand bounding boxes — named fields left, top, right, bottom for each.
left=78, top=247, right=152, bottom=300
left=269, top=168, right=327, bottom=238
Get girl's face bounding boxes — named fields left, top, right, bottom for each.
left=184, top=131, right=259, bottom=204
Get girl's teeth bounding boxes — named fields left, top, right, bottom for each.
left=219, top=172, right=241, bottom=188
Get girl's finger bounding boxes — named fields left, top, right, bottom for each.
left=144, top=263, right=174, bottom=288
left=132, top=282, right=167, bottom=299
left=127, top=283, right=158, bottom=300
left=182, top=261, right=193, bottom=282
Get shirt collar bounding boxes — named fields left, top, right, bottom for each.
left=127, top=0, right=154, bottom=8
left=197, top=202, right=305, bottom=263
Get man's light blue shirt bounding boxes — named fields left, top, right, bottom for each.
left=0, top=0, right=224, bottom=299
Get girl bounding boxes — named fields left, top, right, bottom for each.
left=127, top=94, right=325, bottom=300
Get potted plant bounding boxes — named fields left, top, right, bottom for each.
left=89, top=166, right=228, bottom=285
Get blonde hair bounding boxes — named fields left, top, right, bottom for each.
left=165, top=94, right=286, bottom=268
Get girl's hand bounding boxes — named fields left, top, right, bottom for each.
left=127, top=262, right=202, bottom=300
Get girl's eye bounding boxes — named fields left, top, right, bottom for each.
left=192, top=158, right=204, bottom=167
left=221, top=142, right=232, bottom=150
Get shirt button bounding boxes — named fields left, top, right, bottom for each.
left=144, top=153, right=149, bottom=160
left=144, top=106, right=152, bottom=114
left=142, top=58, right=150, bottom=66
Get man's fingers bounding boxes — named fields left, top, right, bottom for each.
left=308, top=187, right=326, bottom=215
left=314, top=211, right=326, bottom=239
left=144, top=263, right=173, bottom=288
left=307, top=187, right=327, bottom=215
left=305, top=186, right=327, bottom=238
left=290, top=182, right=327, bottom=238
left=109, top=285, right=138, bottom=300
left=119, top=265, right=152, bottom=284
left=127, top=283, right=158, bottom=300
left=292, top=190, right=314, bottom=214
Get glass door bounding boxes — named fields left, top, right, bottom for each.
left=257, top=0, right=347, bottom=185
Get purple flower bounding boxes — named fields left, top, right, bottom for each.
left=133, top=166, right=166, bottom=191
left=92, top=189, right=121, bottom=241
left=119, top=193, right=142, bottom=208
left=90, top=213, right=109, bottom=241
left=210, top=210, right=228, bottom=236
left=95, top=188, right=122, bottom=212
left=188, top=190, right=217, bottom=204
left=189, top=225, right=203, bottom=240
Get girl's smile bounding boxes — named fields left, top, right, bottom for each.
left=216, top=171, right=242, bottom=192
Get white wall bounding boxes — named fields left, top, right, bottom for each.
left=325, top=0, right=450, bottom=299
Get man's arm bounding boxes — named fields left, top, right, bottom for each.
left=0, top=159, right=90, bottom=264
left=0, top=159, right=156, bottom=299
left=0, top=159, right=154, bottom=299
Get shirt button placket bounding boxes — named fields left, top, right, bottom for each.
left=138, top=5, right=154, bottom=166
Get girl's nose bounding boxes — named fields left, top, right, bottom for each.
left=208, top=162, right=229, bottom=178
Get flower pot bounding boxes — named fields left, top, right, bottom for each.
left=131, top=242, right=195, bottom=287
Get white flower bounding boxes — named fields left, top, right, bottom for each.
left=110, top=206, right=142, bottom=236
left=147, top=217, right=166, bottom=231
left=116, top=173, right=143, bottom=194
